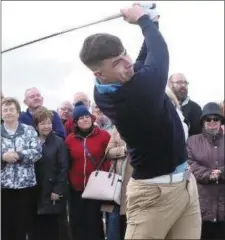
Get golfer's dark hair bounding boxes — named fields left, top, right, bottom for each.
left=79, top=33, right=124, bottom=70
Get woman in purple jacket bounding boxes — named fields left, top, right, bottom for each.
left=187, top=102, right=224, bottom=240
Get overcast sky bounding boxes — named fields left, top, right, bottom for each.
left=2, top=1, right=224, bottom=110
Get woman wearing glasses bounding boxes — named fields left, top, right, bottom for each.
left=187, top=102, right=224, bottom=239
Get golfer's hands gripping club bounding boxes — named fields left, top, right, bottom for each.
left=120, top=5, right=146, bottom=24
left=120, top=2, right=159, bottom=24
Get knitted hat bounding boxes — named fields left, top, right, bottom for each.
left=72, top=101, right=96, bottom=122
left=200, top=102, right=225, bottom=125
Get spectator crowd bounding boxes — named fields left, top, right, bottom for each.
left=1, top=81, right=224, bottom=240
left=1, top=3, right=224, bottom=240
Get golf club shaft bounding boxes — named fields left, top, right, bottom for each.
left=1, top=13, right=122, bottom=54
left=1, top=2, right=156, bottom=54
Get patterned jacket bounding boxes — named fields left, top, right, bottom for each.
left=1, top=123, right=42, bottom=189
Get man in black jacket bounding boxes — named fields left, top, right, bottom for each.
left=168, top=73, right=202, bottom=136
left=79, top=4, right=201, bottom=239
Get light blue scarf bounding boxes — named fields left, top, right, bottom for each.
left=95, top=79, right=122, bottom=94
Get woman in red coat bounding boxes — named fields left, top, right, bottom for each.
left=65, top=101, right=110, bottom=240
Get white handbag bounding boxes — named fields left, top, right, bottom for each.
left=82, top=169, right=122, bottom=205
left=81, top=145, right=122, bottom=205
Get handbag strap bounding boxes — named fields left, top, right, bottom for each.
left=83, top=141, right=108, bottom=170
left=109, top=159, right=117, bottom=173
left=107, top=145, right=128, bottom=178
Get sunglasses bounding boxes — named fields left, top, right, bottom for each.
left=205, top=117, right=220, bottom=122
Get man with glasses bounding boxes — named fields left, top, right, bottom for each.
left=57, top=101, right=73, bottom=125
left=168, top=73, right=202, bottom=136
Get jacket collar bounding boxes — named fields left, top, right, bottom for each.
left=44, top=131, right=55, bottom=144
left=26, top=108, right=33, bottom=116
left=202, top=128, right=223, bottom=146
left=1, top=122, right=24, bottom=139
left=181, top=96, right=190, bottom=107
left=74, top=126, right=100, bottom=139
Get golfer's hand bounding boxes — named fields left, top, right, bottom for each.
left=120, top=5, right=146, bottom=24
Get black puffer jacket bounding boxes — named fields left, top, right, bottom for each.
left=35, top=132, right=68, bottom=215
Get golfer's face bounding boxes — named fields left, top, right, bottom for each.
left=98, top=50, right=134, bottom=84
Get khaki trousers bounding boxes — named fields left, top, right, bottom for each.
left=125, top=173, right=201, bottom=239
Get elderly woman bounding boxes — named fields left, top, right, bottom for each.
left=104, top=126, right=133, bottom=240
left=65, top=101, right=110, bottom=240
left=32, top=107, right=68, bottom=240
left=187, top=102, right=224, bottom=239
left=1, top=97, right=42, bottom=240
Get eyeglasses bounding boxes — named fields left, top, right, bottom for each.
left=60, top=107, right=72, bottom=113
left=205, top=117, right=220, bottom=122
left=171, top=81, right=189, bottom=86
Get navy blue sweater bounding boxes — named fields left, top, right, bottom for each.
left=94, top=15, right=187, bottom=179
left=19, top=109, right=65, bottom=139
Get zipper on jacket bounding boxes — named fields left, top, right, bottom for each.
left=83, top=138, right=87, bottom=189
left=213, top=135, right=218, bottom=222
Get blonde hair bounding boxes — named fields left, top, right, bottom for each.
left=165, top=87, right=180, bottom=108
